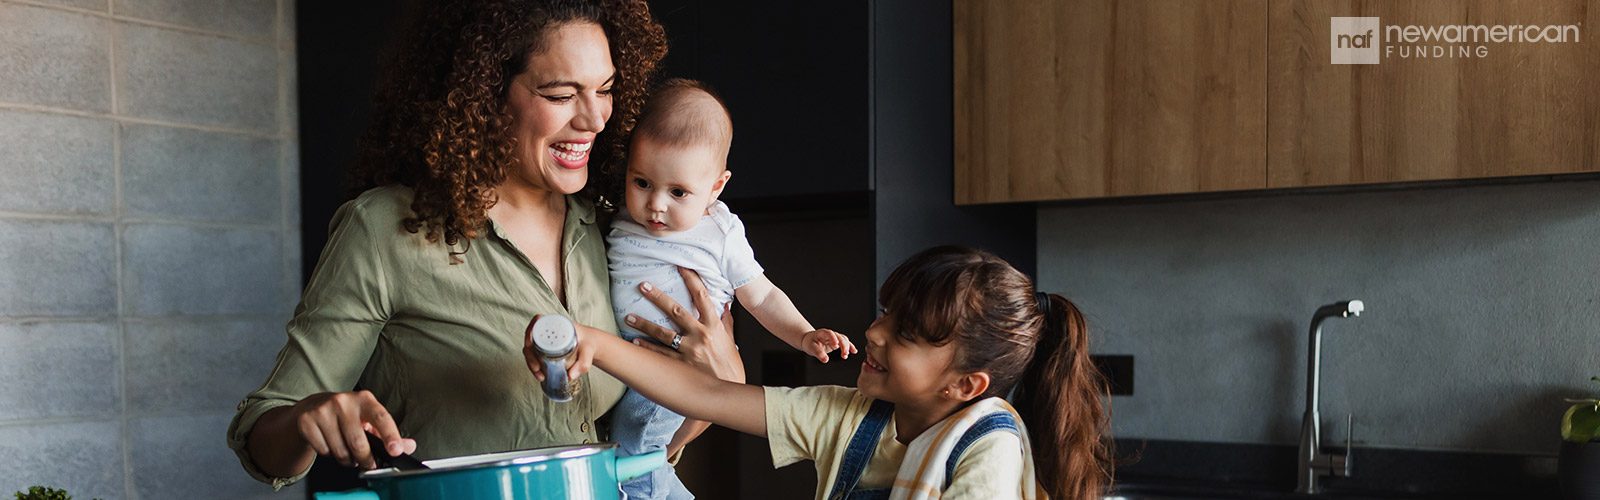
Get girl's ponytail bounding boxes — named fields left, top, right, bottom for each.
left=1012, top=293, right=1111, bottom=500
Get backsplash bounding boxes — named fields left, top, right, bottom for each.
left=1038, top=179, right=1600, bottom=454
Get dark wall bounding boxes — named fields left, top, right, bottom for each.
left=298, top=0, right=877, bottom=280
left=295, top=1, right=410, bottom=492
left=869, top=0, right=1036, bottom=285
left=649, top=0, right=872, bottom=203
left=296, top=0, right=404, bottom=282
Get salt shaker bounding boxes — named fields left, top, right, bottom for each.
left=528, top=314, right=581, bottom=402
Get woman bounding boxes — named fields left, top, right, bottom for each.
left=225, top=0, right=740, bottom=486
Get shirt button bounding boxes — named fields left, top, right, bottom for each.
left=582, top=439, right=591, bottom=444
left=580, top=422, right=589, bottom=433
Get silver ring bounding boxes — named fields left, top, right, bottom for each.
left=670, top=334, right=684, bottom=350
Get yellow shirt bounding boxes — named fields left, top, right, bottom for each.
left=225, top=185, right=625, bottom=487
left=764, top=385, right=1025, bottom=500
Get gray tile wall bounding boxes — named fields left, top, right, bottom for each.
left=1037, top=180, right=1600, bottom=455
left=0, top=0, right=301, bottom=498
left=0, top=4, right=111, bottom=112
left=0, top=421, right=124, bottom=500
left=117, top=23, right=279, bottom=132
left=0, top=111, right=115, bottom=214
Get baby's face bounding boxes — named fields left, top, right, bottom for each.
left=624, top=139, right=730, bottom=237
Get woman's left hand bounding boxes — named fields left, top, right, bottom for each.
left=625, top=267, right=746, bottom=384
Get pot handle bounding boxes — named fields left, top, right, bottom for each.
left=314, top=490, right=379, bottom=500
left=615, top=450, right=667, bottom=481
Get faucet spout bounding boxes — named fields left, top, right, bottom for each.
left=1297, top=300, right=1362, bottom=495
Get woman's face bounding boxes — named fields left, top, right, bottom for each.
left=504, top=21, right=616, bottom=196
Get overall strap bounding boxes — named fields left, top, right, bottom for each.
left=941, top=411, right=1020, bottom=489
left=827, top=399, right=895, bottom=500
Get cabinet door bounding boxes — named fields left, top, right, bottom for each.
left=649, top=0, right=870, bottom=202
left=1267, top=1, right=1600, bottom=187
left=954, top=0, right=1268, bottom=204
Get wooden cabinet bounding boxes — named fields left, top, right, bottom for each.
left=954, top=0, right=1268, bottom=204
left=1267, top=0, right=1600, bottom=188
left=956, top=0, right=1600, bottom=204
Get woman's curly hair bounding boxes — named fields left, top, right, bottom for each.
left=349, top=0, right=667, bottom=251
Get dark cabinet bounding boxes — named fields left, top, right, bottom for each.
left=649, top=0, right=871, bottom=202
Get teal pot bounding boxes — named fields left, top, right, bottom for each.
left=315, top=443, right=664, bottom=500
left=1562, top=440, right=1600, bottom=500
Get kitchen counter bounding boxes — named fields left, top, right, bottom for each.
left=1108, top=482, right=1441, bottom=500
left=1108, top=439, right=1559, bottom=500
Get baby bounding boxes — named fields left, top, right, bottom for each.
left=606, top=79, right=856, bottom=499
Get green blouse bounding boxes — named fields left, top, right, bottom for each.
left=226, top=185, right=624, bottom=488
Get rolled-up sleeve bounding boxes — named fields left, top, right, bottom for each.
left=225, top=197, right=393, bottom=487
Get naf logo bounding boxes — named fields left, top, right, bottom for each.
left=1331, top=17, right=1380, bottom=64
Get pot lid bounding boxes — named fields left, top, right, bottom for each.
left=360, top=442, right=618, bottom=479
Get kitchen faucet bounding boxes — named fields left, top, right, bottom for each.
left=1297, top=300, right=1363, bottom=495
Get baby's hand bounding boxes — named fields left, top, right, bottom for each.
left=801, top=328, right=857, bottom=363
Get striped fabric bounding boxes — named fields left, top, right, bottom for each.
left=889, top=397, right=1048, bottom=500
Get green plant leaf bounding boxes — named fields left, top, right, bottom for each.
left=14, top=486, right=71, bottom=500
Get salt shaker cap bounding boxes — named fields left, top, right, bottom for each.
left=528, top=315, right=577, bottom=356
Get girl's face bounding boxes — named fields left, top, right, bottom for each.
left=503, top=21, right=616, bottom=196
left=857, top=311, right=962, bottom=406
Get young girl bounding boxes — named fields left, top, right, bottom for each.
left=526, top=246, right=1113, bottom=499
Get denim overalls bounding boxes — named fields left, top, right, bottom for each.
left=825, top=400, right=1020, bottom=500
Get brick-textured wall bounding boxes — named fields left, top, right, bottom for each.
left=0, top=0, right=301, bottom=498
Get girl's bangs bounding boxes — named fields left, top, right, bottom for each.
left=877, top=248, right=981, bottom=346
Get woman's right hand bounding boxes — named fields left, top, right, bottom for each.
left=285, top=390, right=416, bottom=470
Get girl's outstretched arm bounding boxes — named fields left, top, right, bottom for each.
left=526, top=321, right=767, bottom=437
left=524, top=267, right=765, bottom=437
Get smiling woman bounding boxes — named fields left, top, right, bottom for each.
left=349, top=0, right=664, bottom=251
left=501, top=22, right=616, bottom=199
left=219, top=0, right=758, bottom=492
